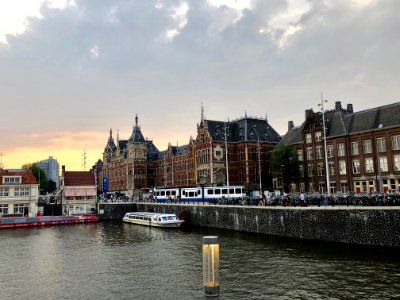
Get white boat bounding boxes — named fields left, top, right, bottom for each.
left=122, top=212, right=184, bottom=228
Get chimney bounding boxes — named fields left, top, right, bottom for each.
left=347, top=103, right=353, bottom=113
left=335, top=101, right=342, bottom=111
left=62, top=165, right=65, bottom=176
left=288, top=121, right=294, bottom=131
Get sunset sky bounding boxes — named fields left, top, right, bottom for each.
left=1, top=0, right=399, bottom=171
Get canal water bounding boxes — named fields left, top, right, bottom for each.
left=0, top=221, right=399, bottom=300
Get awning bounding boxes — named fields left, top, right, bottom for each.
left=64, top=187, right=97, bottom=197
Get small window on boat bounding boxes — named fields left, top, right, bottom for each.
left=229, top=188, right=234, bottom=194
left=207, top=190, right=214, bottom=195
left=235, top=188, right=241, bottom=194
left=162, top=217, right=167, bottom=221
left=222, top=189, right=227, bottom=195
left=215, top=189, right=221, bottom=195
left=172, top=191, right=176, bottom=196
left=161, top=191, right=165, bottom=196
left=158, top=217, right=162, bottom=221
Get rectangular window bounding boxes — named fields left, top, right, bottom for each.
left=299, top=165, right=304, bottom=177
left=0, top=204, right=8, bottom=215
left=365, top=158, right=374, bottom=173
left=315, top=131, right=322, bottom=142
left=339, top=160, right=346, bottom=175
left=3, top=176, right=22, bottom=184
left=394, top=155, right=400, bottom=171
left=392, top=135, right=400, bottom=150
left=297, top=150, right=303, bottom=161
left=352, top=160, right=360, bottom=174
left=238, top=149, right=243, bottom=161
left=316, top=146, right=323, bottom=159
left=14, top=187, right=30, bottom=197
left=338, top=143, right=345, bottom=157
left=363, top=139, right=372, bottom=154
left=251, top=148, right=257, bottom=161
left=379, top=157, right=388, bottom=172
left=307, top=165, right=313, bottom=177
left=305, top=133, right=312, bottom=144
left=0, top=188, right=10, bottom=197
left=351, top=142, right=359, bottom=155
left=377, top=137, right=386, bottom=152
left=327, top=145, right=334, bottom=158
left=340, top=182, right=348, bottom=193
left=318, top=182, right=326, bottom=194
left=306, top=147, right=313, bottom=160
left=14, top=203, right=29, bottom=214
left=329, top=162, right=335, bottom=175
left=317, top=163, right=325, bottom=176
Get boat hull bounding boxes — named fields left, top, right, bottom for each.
left=0, top=215, right=99, bottom=229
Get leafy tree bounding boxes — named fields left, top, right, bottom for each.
left=22, top=163, right=48, bottom=194
left=270, top=144, right=300, bottom=193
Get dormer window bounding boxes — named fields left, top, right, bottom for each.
left=3, top=176, right=22, bottom=184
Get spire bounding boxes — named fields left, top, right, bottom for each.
left=109, top=128, right=112, bottom=138
left=201, top=104, right=204, bottom=123
left=135, top=114, right=138, bottom=126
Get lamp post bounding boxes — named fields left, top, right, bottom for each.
left=318, top=94, right=330, bottom=195
left=224, top=121, right=230, bottom=201
left=203, top=236, right=219, bottom=297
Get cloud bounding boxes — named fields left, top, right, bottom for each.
left=1, top=0, right=400, bottom=169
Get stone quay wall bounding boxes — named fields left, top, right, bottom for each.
left=99, top=203, right=400, bottom=247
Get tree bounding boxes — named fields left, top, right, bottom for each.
left=22, top=163, right=48, bottom=194
left=270, top=144, right=300, bottom=193
left=47, top=180, right=57, bottom=193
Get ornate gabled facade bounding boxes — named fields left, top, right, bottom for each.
left=279, top=101, right=400, bottom=194
left=99, top=109, right=281, bottom=195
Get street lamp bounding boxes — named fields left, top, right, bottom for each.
left=318, top=94, right=330, bottom=195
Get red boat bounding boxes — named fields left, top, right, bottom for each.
left=0, top=214, right=99, bottom=229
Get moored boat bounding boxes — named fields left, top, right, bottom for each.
left=122, top=212, right=184, bottom=228
left=0, top=214, right=99, bottom=229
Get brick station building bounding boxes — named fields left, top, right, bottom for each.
left=279, top=101, right=400, bottom=194
left=99, top=110, right=281, bottom=196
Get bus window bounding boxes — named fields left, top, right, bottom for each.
left=222, top=189, right=227, bottom=195
left=229, top=188, right=234, bottom=194
left=207, top=189, right=214, bottom=195
left=235, top=188, right=241, bottom=194
left=215, top=189, right=221, bottom=195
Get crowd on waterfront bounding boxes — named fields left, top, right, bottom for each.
left=99, top=191, right=400, bottom=207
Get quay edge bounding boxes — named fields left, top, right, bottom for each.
left=99, top=203, right=400, bottom=248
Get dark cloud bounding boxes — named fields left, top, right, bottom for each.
left=1, top=0, right=400, bottom=161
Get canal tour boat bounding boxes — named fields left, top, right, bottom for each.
left=122, top=212, right=184, bottom=228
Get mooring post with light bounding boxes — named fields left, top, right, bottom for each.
left=203, top=236, right=220, bottom=297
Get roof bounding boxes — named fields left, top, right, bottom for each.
left=205, top=117, right=281, bottom=143
left=64, top=171, right=95, bottom=186
left=0, top=169, right=37, bottom=185
left=280, top=101, right=400, bottom=145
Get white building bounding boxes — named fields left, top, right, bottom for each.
left=0, top=169, right=39, bottom=216
left=60, top=166, right=97, bottom=215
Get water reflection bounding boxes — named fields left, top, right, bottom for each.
left=0, top=223, right=399, bottom=299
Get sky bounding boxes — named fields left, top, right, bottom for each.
left=1, top=0, right=399, bottom=171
